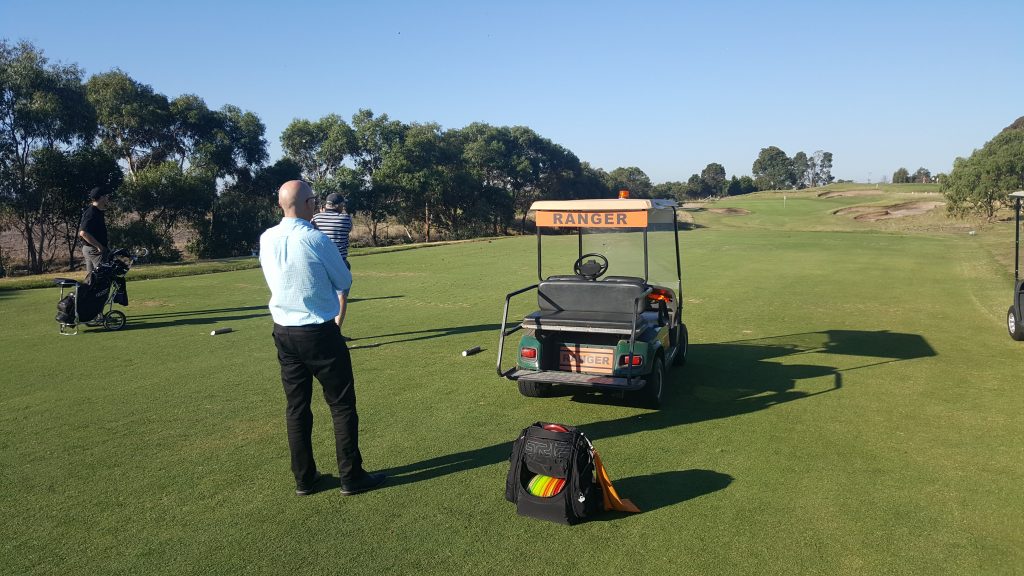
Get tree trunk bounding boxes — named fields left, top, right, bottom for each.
left=424, top=203, right=431, bottom=243
left=25, top=226, right=38, bottom=273
left=67, top=238, right=77, bottom=271
left=369, top=214, right=380, bottom=247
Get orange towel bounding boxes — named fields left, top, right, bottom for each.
left=593, top=451, right=641, bottom=513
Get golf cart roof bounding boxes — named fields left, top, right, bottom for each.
left=530, top=198, right=678, bottom=228
left=1010, top=191, right=1024, bottom=198
left=530, top=198, right=678, bottom=211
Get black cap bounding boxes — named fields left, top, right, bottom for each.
left=88, top=187, right=108, bottom=201
left=325, top=193, right=344, bottom=207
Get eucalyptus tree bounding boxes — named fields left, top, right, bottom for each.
left=461, top=123, right=518, bottom=233
left=791, top=152, right=809, bottom=188
left=944, top=124, right=1024, bottom=220
left=280, top=114, right=357, bottom=197
left=700, top=162, right=727, bottom=196
left=348, top=109, right=406, bottom=245
left=0, top=40, right=98, bottom=272
left=30, top=146, right=121, bottom=269
left=377, top=122, right=448, bottom=242
left=810, top=150, right=834, bottom=186
left=604, top=166, right=654, bottom=198
left=752, top=146, right=795, bottom=190
left=86, top=69, right=170, bottom=180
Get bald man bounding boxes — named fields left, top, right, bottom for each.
left=259, top=180, right=386, bottom=496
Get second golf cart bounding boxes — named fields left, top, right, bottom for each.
left=1007, top=190, right=1024, bottom=341
left=497, top=194, right=688, bottom=408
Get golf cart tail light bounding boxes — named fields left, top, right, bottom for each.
left=618, top=189, right=630, bottom=199
left=521, top=347, right=537, bottom=359
left=647, top=289, right=673, bottom=303
left=619, top=355, right=643, bottom=367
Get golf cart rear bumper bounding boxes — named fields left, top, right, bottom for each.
left=506, top=369, right=646, bottom=391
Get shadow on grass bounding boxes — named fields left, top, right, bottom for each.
left=382, top=329, right=935, bottom=504
left=564, top=328, right=935, bottom=409
left=88, top=305, right=273, bottom=331
left=348, top=295, right=403, bottom=304
left=596, top=470, right=734, bottom=518
left=120, top=296, right=399, bottom=328
left=349, top=323, right=500, bottom=350
left=128, top=305, right=268, bottom=320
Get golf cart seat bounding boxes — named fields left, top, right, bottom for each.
left=544, top=274, right=588, bottom=282
left=602, top=275, right=645, bottom=284
left=524, top=277, right=657, bottom=334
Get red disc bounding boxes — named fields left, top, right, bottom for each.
left=542, top=423, right=569, bottom=433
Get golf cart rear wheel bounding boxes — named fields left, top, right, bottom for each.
left=674, top=323, right=689, bottom=366
left=637, top=356, right=665, bottom=409
left=1008, top=306, right=1024, bottom=341
left=518, top=380, right=551, bottom=398
left=104, top=310, right=126, bottom=331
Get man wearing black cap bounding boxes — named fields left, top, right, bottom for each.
left=78, top=187, right=110, bottom=275
left=311, top=192, right=354, bottom=332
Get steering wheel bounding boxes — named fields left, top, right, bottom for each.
left=573, top=253, right=609, bottom=280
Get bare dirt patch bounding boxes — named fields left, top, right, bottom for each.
left=817, top=190, right=884, bottom=199
left=707, top=207, right=751, bottom=215
left=135, top=299, right=172, bottom=308
left=833, top=201, right=945, bottom=221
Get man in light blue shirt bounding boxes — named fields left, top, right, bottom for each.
left=261, top=201, right=351, bottom=326
left=259, top=180, right=386, bottom=496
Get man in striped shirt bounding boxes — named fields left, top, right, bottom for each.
left=311, top=193, right=353, bottom=331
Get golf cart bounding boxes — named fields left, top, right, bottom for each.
left=497, top=194, right=687, bottom=408
left=1007, top=191, right=1024, bottom=341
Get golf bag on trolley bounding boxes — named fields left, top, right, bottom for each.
left=56, top=263, right=127, bottom=324
left=505, top=422, right=603, bottom=525
left=55, top=249, right=139, bottom=333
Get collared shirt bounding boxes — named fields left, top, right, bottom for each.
left=259, top=217, right=352, bottom=326
left=311, top=210, right=353, bottom=259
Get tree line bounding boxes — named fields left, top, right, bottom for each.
left=1, top=39, right=838, bottom=274
left=892, top=167, right=935, bottom=184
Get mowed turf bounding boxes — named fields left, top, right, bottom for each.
left=1, top=190, right=1022, bottom=575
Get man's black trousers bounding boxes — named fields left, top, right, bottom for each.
left=272, top=321, right=364, bottom=489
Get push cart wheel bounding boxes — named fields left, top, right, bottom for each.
left=1008, top=306, right=1024, bottom=341
left=673, top=323, right=689, bottom=366
left=518, top=380, right=551, bottom=398
left=638, top=356, right=665, bottom=409
left=104, top=310, right=127, bottom=331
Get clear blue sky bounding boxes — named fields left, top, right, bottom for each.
left=3, top=0, right=1022, bottom=183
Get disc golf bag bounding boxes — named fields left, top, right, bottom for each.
left=505, top=422, right=602, bottom=525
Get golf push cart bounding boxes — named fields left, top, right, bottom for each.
left=54, top=248, right=147, bottom=335
left=497, top=194, right=687, bottom=407
left=1007, top=191, right=1024, bottom=341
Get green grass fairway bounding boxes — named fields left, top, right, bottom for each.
left=2, top=189, right=1022, bottom=575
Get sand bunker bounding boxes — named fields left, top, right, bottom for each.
left=707, top=207, right=751, bottom=215
left=817, top=190, right=884, bottom=199
left=833, top=201, right=944, bottom=221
